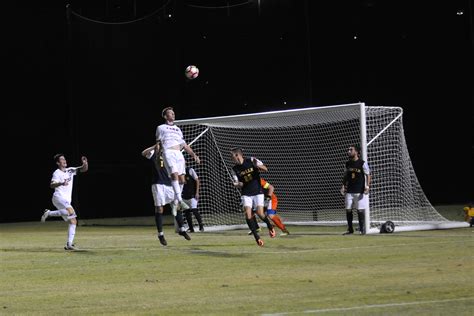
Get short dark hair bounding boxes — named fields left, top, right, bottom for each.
left=230, top=147, right=243, bottom=154
left=53, top=153, right=64, bottom=163
left=161, top=106, right=173, bottom=118
left=352, top=145, right=361, bottom=154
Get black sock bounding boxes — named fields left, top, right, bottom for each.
left=259, top=215, right=273, bottom=230
left=175, top=211, right=184, bottom=228
left=154, top=211, right=163, bottom=233
left=251, top=215, right=259, bottom=229
left=346, top=210, right=353, bottom=231
left=246, top=217, right=260, bottom=240
left=192, top=209, right=203, bottom=226
left=184, top=209, right=194, bottom=230
left=358, top=210, right=365, bottom=233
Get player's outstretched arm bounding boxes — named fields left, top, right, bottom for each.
left=142, top=144, right=157, bottom=158
left=78, top=156, right=88, bottom=173
left=183, top=144, right=200, bottom=164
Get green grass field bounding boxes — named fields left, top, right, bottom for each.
left=1, top=205, right=473, bottom=315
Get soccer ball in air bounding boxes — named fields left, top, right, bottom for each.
left=185, top=65, right=199, bottom=80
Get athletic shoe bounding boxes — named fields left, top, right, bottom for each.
left=179, top=231, right=191, bottom=241
left=256, top=239, right=264, bottom=247
left=280, top=229, right=290, bottom=236
left=187, top=228, right=195, bottom=233
left=343, top=229, right=354, bottom=235
left=247, top=227, right=261, bottom=235
left=199, top=225, right=204, bottom=232
left=269, top=227, right=276, bottom=238
left=41, top=209, right=50, bottom=222
left=64, top=242, right=77, bottom=250
left=158, top=235, right=167, bottom=246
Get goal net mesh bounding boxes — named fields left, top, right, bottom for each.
left=177, top=104, right=450, bottom=231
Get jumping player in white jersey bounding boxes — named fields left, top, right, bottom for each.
left=41, top=154, right=88, bottom=250
left=156, top=106, right=200, bottom=216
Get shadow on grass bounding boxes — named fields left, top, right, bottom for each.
left=0, top=247, right=92, bottom=253
left=185, top=248, right=250, bottom=258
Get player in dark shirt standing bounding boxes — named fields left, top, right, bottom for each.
left=142, top=144, right=191, bottom=244
left=341, top=145, right=371, bottom=235
left=182, top=167, right=204, bottom=233
left=230, top=147, right=276, bottom=246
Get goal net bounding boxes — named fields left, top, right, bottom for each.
left=177, top=103, right=467, bottom=233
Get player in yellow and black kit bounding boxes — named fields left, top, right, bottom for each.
left=230, top=147, right=275, bottom=246
left=341, top=145, right=371, bottom=235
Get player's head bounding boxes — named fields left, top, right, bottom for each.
left=230, top=147, right=244, bottom=163
left=54, top=153, right=67, bottom=168
left=161, top=107, right=175, bottom=121
left=348, top=145, right=361, bottom=159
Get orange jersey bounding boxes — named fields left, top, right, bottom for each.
left=260, top=178, right=278, bottom=210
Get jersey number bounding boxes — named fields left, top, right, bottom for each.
left=243, top=174, right=253, bottom=183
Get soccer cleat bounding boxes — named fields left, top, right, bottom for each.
left=247, top=227, right=261, bottom=235
left=343, top=229, right=354, bottom=235
left=280, top=229, right=290, bottom=236
left=158, top=235, right=167, bottom=246
left=186, top=228, right=195, bottom=233
left=269, top=227, right=276, bottom=238
left=199, top=225, right=204, bottom=232
left=179, top=201, right=190, bottom=211
left=256, top=239, right=264, bottom=247
left=64, top=242, right=77, bottom=250
left=41, top=209, right=50, bottom=222
left=179, top=231, right=191, bottom=241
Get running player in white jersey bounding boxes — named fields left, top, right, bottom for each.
left=156, top=106, right=200, bottom=215
left=41, top=154, right=88, bottom=250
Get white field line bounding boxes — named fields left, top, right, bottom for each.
left=261, top=297, right=473, bottom=315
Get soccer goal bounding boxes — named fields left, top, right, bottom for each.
left=177, top=102, right=468, bottom=233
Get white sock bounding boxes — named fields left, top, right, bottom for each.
left=49, top=209, right=69, bottom=217
left=171, top=180, right=182, bottom=202
left=68, top=224, right=76, bottom=244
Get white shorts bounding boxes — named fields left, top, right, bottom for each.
left=152, top=184, right=175, bottom=207
left=52, top=196, right=76, bottom=221
left=162, top=149, right=185, bottom=176
left=345, top=193, right=369, bottom=210
left=241, top=194, right=264, bottom=209
left=183, top=198, right=198, bottom=209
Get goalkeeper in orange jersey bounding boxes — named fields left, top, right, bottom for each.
left=249, top=178, right=290, bottom=236
left=463, top=203, right=474, bottom=227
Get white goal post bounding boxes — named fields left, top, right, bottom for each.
left=176, top=102, right=468, bottom=233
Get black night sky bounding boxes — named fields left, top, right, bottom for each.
left=3, top=0, right=472, bottom=222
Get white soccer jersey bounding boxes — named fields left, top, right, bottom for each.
left=51, top=167, right=77, bottom=203
left=156, top=123, right=185, bottom=150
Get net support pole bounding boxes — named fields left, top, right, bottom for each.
left=359, top=102, right=371, bottom=234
